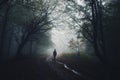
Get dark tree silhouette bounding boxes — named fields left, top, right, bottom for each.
left=0, top=0, right=57, bottom=61
left=65, top=0, right=120, bottom=80
left=65, top=0, right=106, bottom=63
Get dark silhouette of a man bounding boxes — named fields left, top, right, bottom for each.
left=53, top=49, right=57, bottom=62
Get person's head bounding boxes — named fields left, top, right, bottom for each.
left=54, top=49, right=56, bottom=51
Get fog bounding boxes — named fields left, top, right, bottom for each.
left=46, top=27, right=77, bottom=56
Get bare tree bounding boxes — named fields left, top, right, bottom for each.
left=13, top=0, right=57, bottom=56
left=0, top=0, right=58, bottom=60
left=0, top=1, right=13, bottom=59
left=65, top=0, right=106, bottom=63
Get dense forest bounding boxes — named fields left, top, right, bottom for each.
left=0, top=0, right=120, bottom=80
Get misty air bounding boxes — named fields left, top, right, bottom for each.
left=0, top=0, right=120, bottom=80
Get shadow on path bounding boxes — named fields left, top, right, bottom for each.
left=0, top=56, right=63, bottom=80
left=47, top=58, right=85, bottom=80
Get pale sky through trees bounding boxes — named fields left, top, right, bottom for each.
left=46, top=0, right=108, bottom=55
left=46, top=0, right=85, bottom=55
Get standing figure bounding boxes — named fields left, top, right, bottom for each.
left=53, top=49, right=57, bottom=62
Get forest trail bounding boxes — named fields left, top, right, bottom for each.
left=46, top=57, right=85, bottom=80
left=0, top=56, right=89, bottom=80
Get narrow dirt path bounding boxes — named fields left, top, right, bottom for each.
left=46, top=58, right=85, bottom=80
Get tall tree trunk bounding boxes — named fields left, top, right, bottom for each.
left=0, top=3, right=10, bottom=61
left=90, top=0, right=103, bottom=62
left=16, top=44, right=24, bottom=57
left=30, top=40, right=33, bottom=55
left=7, top=30, right=13, bottom=58
left=16, top=35, right=29, bottom=57
left=90, top=0, right=110, bottom=80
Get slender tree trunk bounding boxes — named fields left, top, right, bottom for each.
left=0, top=3, right=10, bottom=60
left=16, top=42, right=26, bottom=57
left=30, top=40, right=33, bottom=55
left=90, top=1, right=110, bottom=80
left=16, top=44, right=24, bottom=57
left=90, top=0, right=103, bottom=62
left=7, top=30, right=13, bottom=58
left=16, top=35, right=29, bottom=57
left=7, top=36, right=12, bottom=58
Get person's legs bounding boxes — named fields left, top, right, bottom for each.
left=53, top=56, right=56, bottom=62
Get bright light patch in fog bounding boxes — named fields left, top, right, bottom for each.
left=46, top=0, right=86, bottom=56
left=47, top=27, right=77, bottom=55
